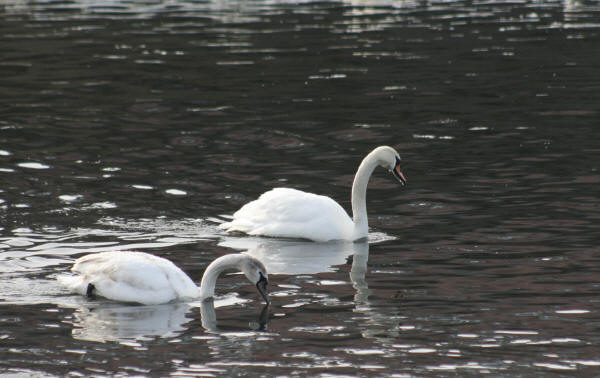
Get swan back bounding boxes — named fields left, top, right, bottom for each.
left=64, top=251, right=199, bottom=305
left=220, top=187, right=354, bottom=241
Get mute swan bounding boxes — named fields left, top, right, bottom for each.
left=219, top=145, right=407, bottom=242
left=58, top=252, right=269, bottom=306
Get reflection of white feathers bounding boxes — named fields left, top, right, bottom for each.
left=220, top=237, right=368, bottom=275
left=349, top=242, right=371, bottom=302
left=68, top=302, right=192, bottom=343
left=62, top=293, right=257, bottom=344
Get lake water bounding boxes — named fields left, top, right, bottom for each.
left=1, top=0, right=600, bottom=375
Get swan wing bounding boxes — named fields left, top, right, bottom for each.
left=220, top=187, right=354, bottom=241
left=64, top=251, right=199, bottom=305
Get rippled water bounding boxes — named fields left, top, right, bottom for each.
left=2, top=0, right=600, bottom=375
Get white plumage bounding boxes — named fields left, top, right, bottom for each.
left=225, top=187, right=355, bottom=242
left=58, top=251, right=269, bottom=305
left=58, top=251, right=199, bottom=305
left=220, top=146, right=407, bottom=242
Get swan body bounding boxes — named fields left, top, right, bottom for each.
left=58, top=251, right=269, bottom=305
left=223, top=188, right=355, bottom=242
left=219, top=145, right=407, bottom=242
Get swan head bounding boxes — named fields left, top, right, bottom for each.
left=373, top=146, right=407, bottom=186
left=241, top=255, right=270, bottom=305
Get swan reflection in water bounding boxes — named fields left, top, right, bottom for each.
left=62, top=295, right=270, bottom=344
left=221, top=236, right=383, bottom=328
left=222, top=237, right=403, bottom=342
left=348, top=241, right=371, bottom=303
left=220, top=236, right=373, bottom=303
left=64, top=300, right=193, bottom=343
left=348, top=242, right=405, bottom=341
left=200, top=299, right=270, bottom=333
left=219, top=236, right=367, bottom=275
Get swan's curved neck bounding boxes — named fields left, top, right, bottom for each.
left=199, top=254, right=243, bottom=299
left=351, top=150, right=380, bottom=239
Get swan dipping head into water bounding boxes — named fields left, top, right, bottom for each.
left=219, top=145, right=407, bottom=242
left=58, top=251, right=269, bottom=306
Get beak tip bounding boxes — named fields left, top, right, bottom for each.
left=393, top=166, right=407, bottom=186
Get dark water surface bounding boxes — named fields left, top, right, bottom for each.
left=2, top=0, right=600, bottom=375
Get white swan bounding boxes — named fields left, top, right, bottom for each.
left=219, top=145, right=407, bottom=242
left=58, top=251, right=269, bottom=305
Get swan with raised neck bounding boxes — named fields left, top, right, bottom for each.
left=219, top=145, right=407, bottom=242
left=350, top=145, right=407, bottom=239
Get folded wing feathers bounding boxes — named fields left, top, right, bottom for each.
left=220, top=188, right=353, bottom=241
left=61, top=251, right=199, bottom=305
